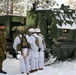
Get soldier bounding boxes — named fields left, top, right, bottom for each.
left=0, top=24, right=7, bottom=74
left=28, top=28, right=39, bottom=72
left=35, top=28, right=46, bottom=70
left=13, top=26, right=31, bottom=75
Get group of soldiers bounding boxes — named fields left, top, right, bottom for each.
left=13, top=26, right=46, bottom=75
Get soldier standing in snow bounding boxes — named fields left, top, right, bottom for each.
left=28, top=28, right=39, bottom=73
left=35, top=28, right=46, bottom=70
left=13, top=26, right=31, bottom=75
left=0, top=24, right=7, bottom=74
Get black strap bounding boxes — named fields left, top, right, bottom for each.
left=23, top=35, right=27, bottom=42
left=18, top=34, right=23, bottom=55
left=23, top=35, right=30, bottom=48
left=18, top=34, right=28, bottom=54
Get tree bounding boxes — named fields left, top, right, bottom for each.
left=66, top=0, right=76, bottom=9
left=27, top=0, right=59, bottom=11
left=0, top=0, right=27, bottom=16
left=0, top=0, right=58, bottom=16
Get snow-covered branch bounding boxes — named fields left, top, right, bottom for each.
left=0, top=0, right=58, bottom=16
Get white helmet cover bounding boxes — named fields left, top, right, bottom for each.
left=35, top=28, right=41, bottom=32
left=28, top=28, right=35, bottom=33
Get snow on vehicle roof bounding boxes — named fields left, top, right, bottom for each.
left=56, top=22, right=76, bottom=30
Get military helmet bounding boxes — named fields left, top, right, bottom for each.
left=17, top=26, right=25, bottom=31
left=35, top=28, right=41, bottom=32
left=28, top=28, right=35, bottom=33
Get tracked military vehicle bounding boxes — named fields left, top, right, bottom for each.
left=26, top=4, right=76, bottom=61
left=0, top=15, right=26, bottom=55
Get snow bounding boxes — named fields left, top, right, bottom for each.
left=1, top=58, right=76, bottom=75
left=56, top=23, right=76, bottom=30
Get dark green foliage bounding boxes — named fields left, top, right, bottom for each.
left=26, top=5, right=76, bottom=61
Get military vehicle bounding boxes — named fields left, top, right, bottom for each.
left=0, top=4, right=76, bottom=61
left=26, top=4, right=76, bottom=61
left=0, top=15, right=26, bottom=55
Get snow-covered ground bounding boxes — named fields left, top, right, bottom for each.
left=1, top=58, right=76, bottom=75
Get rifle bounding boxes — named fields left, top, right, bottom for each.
left=20, top=34, right=28, bottom=62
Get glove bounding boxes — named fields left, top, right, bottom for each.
left=4, top=54, right=6, bottom=59
left=38, top=48, right=41, bottom=52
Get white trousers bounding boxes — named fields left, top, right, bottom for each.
left=18, top=48, right=30, bottom=73
left=29, top=49, right=39, bottom=70
left=29, top=56, right=39, bottom=70
left=38, top=51, right=44, bottom=68
left=19, top=56, right=30, bottom=73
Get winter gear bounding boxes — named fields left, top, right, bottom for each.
left=32, top=35, right=39, bottom=47
left=28, top=28, right=35, bottom=33
left=35, top=28, right=41, bottom=32
left=29, top=33, right=39, bottom=71
left=37, top=33, right=46, bottom=69
left=39, top=68, right=43, bottom=70
left=13, top=34, right=31, bottom=74
left=29, top=70, right=34, bottom=73
left=27, top=73, right=29, bottom=75
left=17, top=26, right=25, bottom=32
left=17, top=35, right=28, bottom=51
left=0, top=69, right=7, bottom=74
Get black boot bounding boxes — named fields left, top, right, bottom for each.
left=0, top=69, right=7, bottom=74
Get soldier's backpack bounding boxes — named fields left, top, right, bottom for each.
left=39, top=34, right=45, bottom=45
left=23, top=35, right=31, bottom=48
left=17, top=35, right=31, bottom=51
left=32, top=35, right=39, bottom=47
left=17, top=35, right=28, bottom=51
